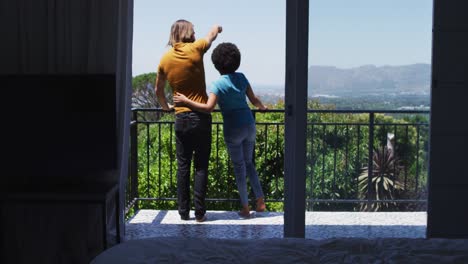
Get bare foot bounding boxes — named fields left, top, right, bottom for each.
left=256, top=197, right=266, bottom=212
left=238, top=205, right=251, bottom=219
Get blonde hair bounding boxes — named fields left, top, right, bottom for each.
left=168, top=19, right=195, bottom=46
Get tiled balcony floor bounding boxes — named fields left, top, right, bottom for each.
left=126, top=210, right=426, bottom=240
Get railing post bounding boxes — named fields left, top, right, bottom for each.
left=252, top=110, right=257, bottom=206
left=367, top=112, right=375, bottom=210
left=252, top=109, right=257, bottom=166
left=130, top=110, right=139, bottom=211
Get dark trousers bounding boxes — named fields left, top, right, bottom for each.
left=175, top=111, right=212, bottom=218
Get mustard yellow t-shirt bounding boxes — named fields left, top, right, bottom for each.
left=158, top=39, right=209, bottom=114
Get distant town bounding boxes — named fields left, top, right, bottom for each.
left=253, top=64, right=431, bottom=110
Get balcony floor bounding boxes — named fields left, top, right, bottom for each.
left=126, top=210, right=426, bottom=240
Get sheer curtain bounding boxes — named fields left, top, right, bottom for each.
left=115, top=0, right=133, bottom=243
left=0, top=0, right=118, bottom=74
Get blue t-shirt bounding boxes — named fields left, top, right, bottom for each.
left=210, top=72, right=254, bottom=129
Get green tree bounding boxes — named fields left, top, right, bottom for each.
left=132, top=72, right=172, bottom=109
left=129, top=74, right=429, bottom=213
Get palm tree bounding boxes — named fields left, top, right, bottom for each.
left=358, top=146, right=404, bottom=211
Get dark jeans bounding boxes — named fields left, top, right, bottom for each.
left=175, top=111, right=212, bottom=218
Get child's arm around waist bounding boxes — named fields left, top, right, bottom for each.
left=173, top=92, right=218, bottom=113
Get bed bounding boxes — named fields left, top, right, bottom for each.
left=91, top=236, right=468, bottom=263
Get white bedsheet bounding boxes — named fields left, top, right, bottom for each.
left=91, top=237, right=468, bottom=263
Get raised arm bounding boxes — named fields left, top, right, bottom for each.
left=246, top=85, right=268, bottom=110
left=204, top=25, right=222, bottom=49
left=155, top=73, right=173, bottom=111
left=173, top=92, right=218, bottom=113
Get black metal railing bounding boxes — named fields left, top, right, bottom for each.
left=126, top=108, right=430, bottom=215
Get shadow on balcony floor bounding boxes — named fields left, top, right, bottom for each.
left=126, top=210, right=426, bottom=240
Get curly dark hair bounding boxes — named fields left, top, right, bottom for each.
left=211, top=42, right=241, bottom=75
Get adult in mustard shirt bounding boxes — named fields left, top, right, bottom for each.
left=155, top=20, right=222, bottom=222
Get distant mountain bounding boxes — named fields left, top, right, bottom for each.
left=308, top=64, right=431, bottom=97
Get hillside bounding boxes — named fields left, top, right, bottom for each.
left=308, top=64, right=431, bottom=97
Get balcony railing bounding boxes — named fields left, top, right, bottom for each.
left=126, top=108, right=430, bottom=215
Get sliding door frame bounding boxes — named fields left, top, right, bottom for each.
left=284, top=0, right=309, bottom=238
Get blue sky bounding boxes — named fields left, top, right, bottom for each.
left=133, top=0, right=433, bottom=86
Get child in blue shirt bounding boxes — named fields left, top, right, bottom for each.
left=173, top=42, right=267, bottom=218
